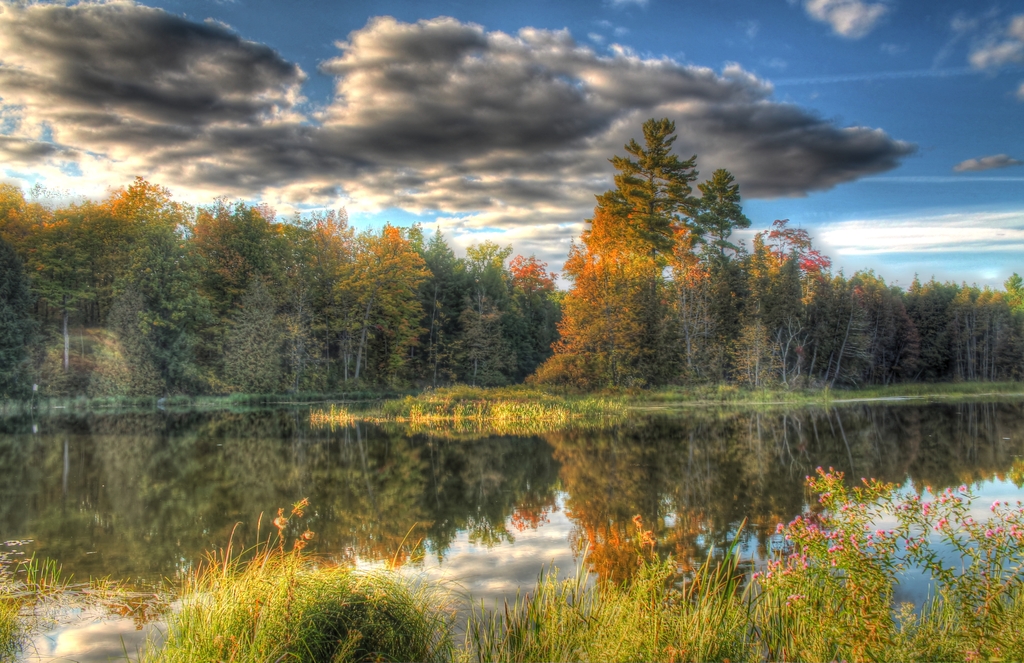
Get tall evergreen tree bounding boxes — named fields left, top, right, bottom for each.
left=0, top=237, right=34, bottom=397
left=223, top=279, right=283, bottom=393
left=90, top=286, right=163, bottom=396
left=544, top=118, right=699, bottom=387
left=695, top=168, right=750, bottom=256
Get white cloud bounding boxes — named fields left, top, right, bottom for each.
left=804, top=0, right=889, bottom=39
left=1018, top=81, right=1024, bottom=100
left=969, top=14, right=1024, bottom=68
left=953, top=154, right=1023, bottom=172
left=0, top=6, right=914, bottom=262
left=607, top=0, right=648, bottom=7
left=820, top=211, right=1024, bottom=256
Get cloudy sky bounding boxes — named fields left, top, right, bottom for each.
left=1, top=0, right=1022, bottom=286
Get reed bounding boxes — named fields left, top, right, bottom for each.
left=144, top=523, right=456, bottom=663
left=0, top=555, right=69, bottom=662
left=464, top=471, right=1024, bottom=662
left=0, top=599, right=16, bottom=663
left=466, top=524, right=749, bottom=663
left=310, top=385, right=627, bottom=434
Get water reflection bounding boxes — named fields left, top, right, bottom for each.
left=1, top=401, right=1022, bottom=590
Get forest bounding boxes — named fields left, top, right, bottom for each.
left=1, top=118, right=1022, bottom=398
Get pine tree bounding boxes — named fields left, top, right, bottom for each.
left=695, top=169, right=750, bottom=256
left=223, top=279, right=283, bottom=393
left=90, top=286, right=163, bottom=396
left=541, top=118, right=699, bottom=387
left=0, top=237, right=34, bottom=397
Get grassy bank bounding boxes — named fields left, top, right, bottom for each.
left=0, top=388, right=413, bottom=417
left=145, top=553, right=454, bottom=663
left=6, top=381, right=1024, bottom=420
left=6, top=470, right=1024, bottom=662
left=140, top=473, right=1022, bottom=662
left=641, top=380, right=1024, bottom=407
left=310, top=385, right=629, bottom=435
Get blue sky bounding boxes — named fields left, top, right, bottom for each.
left=1, top=0, right=1022, bottom=287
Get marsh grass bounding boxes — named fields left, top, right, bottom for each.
left=466, top=523, right=749, bottom=663
left=146, top=555, right=455, bottom=663
left=145, top=501, right=455, bottom=663
left=463, top=474, right=1024, bottom=663
left=0, top=555, right=70, bottom=662
left=311, top=385, right=627, bottom=435
left=0, top=599, right=16, bottom=663
left=644, top=381, right=1024, bottom=407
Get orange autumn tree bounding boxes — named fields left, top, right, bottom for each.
left=533, top=118, right=700, bottom=387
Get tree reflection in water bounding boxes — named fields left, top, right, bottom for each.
left=0, top=401, right=1022, bottom=587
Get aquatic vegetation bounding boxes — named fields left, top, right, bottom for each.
left=466, top=518, right=749, bottom=663
left=145, top=504, right=456, bottom=663
left=308, top=403, right=355, bottom=428
left=0, top=599, right=16, bottom=663
left=310, top=385, right=628, bottom=435
left=0, top=554, right=70, bottom=662
left=465, top=471, right=1024, bottom=662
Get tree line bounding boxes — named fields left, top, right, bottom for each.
left=0, top=180, right=559, bottom=397
left=1, top=118, right=1023, bottom=397
left=531, top=118, right=1024, bottom=388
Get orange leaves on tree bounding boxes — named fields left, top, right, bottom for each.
left=509, top=255, right=557, bottom=295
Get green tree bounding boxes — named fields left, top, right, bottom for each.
left=542, top=118, right=700, bottom=387
left=112, top=180, right=210, bottom=393
left=223, top=279, right=283, bottom=393
left=695, top=168, right=750, bottom=257
left=0, top=237, right=35, bottom=397
left=90, top=286, right=163, bottom=396
left=415, top=229, right=468, bottom=387
left=1004, top=273, right=1024, bottom=314
left=599, top=118, right=699, bottom=257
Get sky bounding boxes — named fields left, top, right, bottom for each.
left=0, top=0, right=1022, bottom=288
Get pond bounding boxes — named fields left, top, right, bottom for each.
left=2, top=399, right=1023, bottom=661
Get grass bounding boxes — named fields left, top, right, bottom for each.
left=641, top=380, right=1024, bottom=407
left=466, top=532, right=749, bottom=663
left=143, top=547, right=456, bottom=663
left=464, top=472, right=1024, bottom=662
left=0, top=388, right=413, bottom=417
left=7, top=380, right=1024, bottom=420
left=8, top=470, right=1024, bottom=662
left=0, top=555, right=70, bottom=663
left=0, top=599, right=16, bottom=663
left=310, top=385, right=628, bottom=435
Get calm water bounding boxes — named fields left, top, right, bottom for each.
left=2, top=400, right=1024, bottom=660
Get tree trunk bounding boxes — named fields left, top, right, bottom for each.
left=354, top=295, right=375, bottom=381
left=62, top=294, right=69, bottom=372
left=830, top=304, right=855, bottom=388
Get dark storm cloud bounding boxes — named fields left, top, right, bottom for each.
left=0, top=135, right=77, bottom=163
left=0, top=2, right=304, bottom=127
left=317, top=17, right=913, bottom=202
left=0, top=6, right=913, bottom=214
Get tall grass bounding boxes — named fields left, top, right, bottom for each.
left=466, top=525, right=749, bottom=663
left=464, top=472, right=1024, bottom=662
left=144, top=515, right=456, bottom=663
left=0, top=555, right=68, bottom=662
left=311, top=385, right=627, bottom=435
left=0, top=599, right=16, bottom=663
left=146, top=555, right=454, bottom=663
